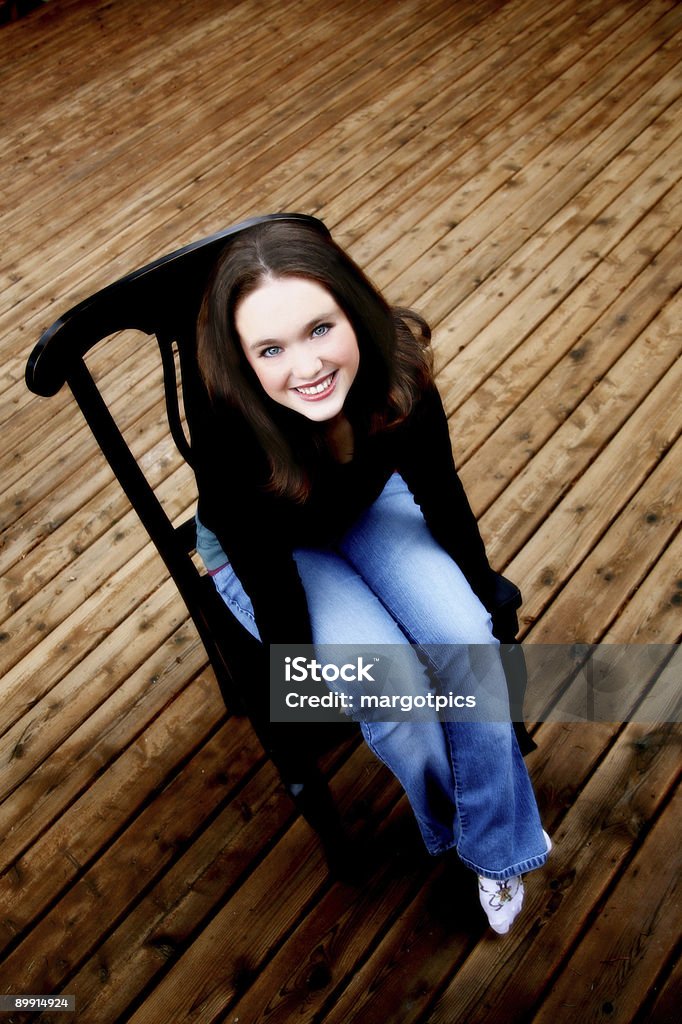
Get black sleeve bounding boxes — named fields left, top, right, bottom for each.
left=396, top=384, right=498, bottom=609
left=190, top=402, right=313, bottom=646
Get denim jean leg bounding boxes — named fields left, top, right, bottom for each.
left=210, top=561, right=262, bottom=641
left=338, top=473, right=548, bottom=878
left=292, top=546, right=460, bottom=854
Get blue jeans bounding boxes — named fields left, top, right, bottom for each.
left=197, top=474, right=547, bottom=879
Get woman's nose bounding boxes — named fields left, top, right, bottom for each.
left=292, top=350, right=323, bottom=381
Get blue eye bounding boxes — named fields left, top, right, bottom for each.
left=261, top=345, right=282, bottom=358
left=312, top=323, right=331, bottom=337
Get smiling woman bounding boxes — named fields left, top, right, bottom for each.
left=196, top=215, right=434, bottom=503
left=192, top=214, right=550, bottom=935
left=236, top=277, right=361, bottom=427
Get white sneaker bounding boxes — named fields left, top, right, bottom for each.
left=478, top=830, right=552, bottom=934
left=478, top=874, right=525, bottom=934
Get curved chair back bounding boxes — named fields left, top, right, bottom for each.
left=25, top=213, right=332, bottom=775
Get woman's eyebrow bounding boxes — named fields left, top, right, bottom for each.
left=301, top=311, right=337, bottom=333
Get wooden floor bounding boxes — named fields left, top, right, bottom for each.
left=1, top=0, right=680, bottom=1021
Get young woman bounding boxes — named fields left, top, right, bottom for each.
left=192, top=214, right=550, bottom=935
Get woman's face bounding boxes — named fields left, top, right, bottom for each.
left=235, top=275, right=360, bottom=423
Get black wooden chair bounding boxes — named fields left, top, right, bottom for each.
left=25, top=213, right=534, bottom=869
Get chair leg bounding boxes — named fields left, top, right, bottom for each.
left=214, top=675, right=356, bottom=876
left=284, top=774, right=355, bottom=878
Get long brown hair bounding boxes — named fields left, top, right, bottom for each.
left=197, top=215, right=433, bottom=501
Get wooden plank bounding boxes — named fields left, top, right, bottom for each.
left=357, top=2, right=682, bottom=285
left=437, top=136, right=682, bottom=419
left=3, top=336, right=181, bottom=526
left=0, top=712, right=269, bottom=997
left=3, top=344, right=165, bottom=498
left=527, top=436, right=681, bottom=644
left=422, top=705, right=679, bottom=1023
left=275, top=0, right=554, bottom=217
left=515, top=474, right=681, bottom=724
left=1, top=393, right=182, bottom=570
left=433, top=85, right=682, bottom=397
left=480, top=300, right=681, bottom=575
left=0, top=0, right=519, bottom=408
left=1, top=1, right=675, bottom=403
left=0, top=0, right=285, bottom=111
left=220, top=829, right=436, bottom=1024
left=449, top=183, right=682, bottom=464
left=8, top=0, right=375, bottom=189
left=63, top=758, right=294, bottom=1023
left=0, top=0, right=348, bottom=211
left=0, top=0, right=198, bottom=84
left=2, top=0, right=675, bottom=323
left=55, top=733, right=356, bottom=1024
left=214, top=0, right=525, bottom=249
left=529, top=780, right=680, bottom=1023
left=632, top=952, right=682, bottom=1024
left=456, top=219, right=682, bottom=512
left=137, top=647, right=678, bottom=1024
left=7, top=14, right=675, bottom=413
left=0, top=671, right=224, bottom=954
left=0, top=323, right=140, bottom=422
left=602, top=530, right=682, bottom=644
left=502, top=355, right=681, bottom=634
left=11, top=0, right=659, bottom=366
left=0, top=465, right=194, bottom=685
left=4, top=343, right=191, bottom=582
left=0, top=424, right=180, bottom=581
left=5, top=9, right=671, bottom=428
left=343, top=0, right=674, bottom=265
left=251, top=0, right=592, bottom=226
left=1, top=402, right=167, bottom=547
left=119, top=747, right=400, bottom=1024
left=0, top=539, right=177, bottom=731
left=0, top=583, right=194, bottom=810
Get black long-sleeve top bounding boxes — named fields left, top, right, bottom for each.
left=191, top=383, right=496, bottom=647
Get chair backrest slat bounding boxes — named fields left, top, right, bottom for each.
left=157, top=331, right=194, bottom=468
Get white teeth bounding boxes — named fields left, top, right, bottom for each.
left=295, top=373, right=334, bottom=395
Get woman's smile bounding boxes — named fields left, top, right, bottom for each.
left=293, top=370, right=338, bottom=399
